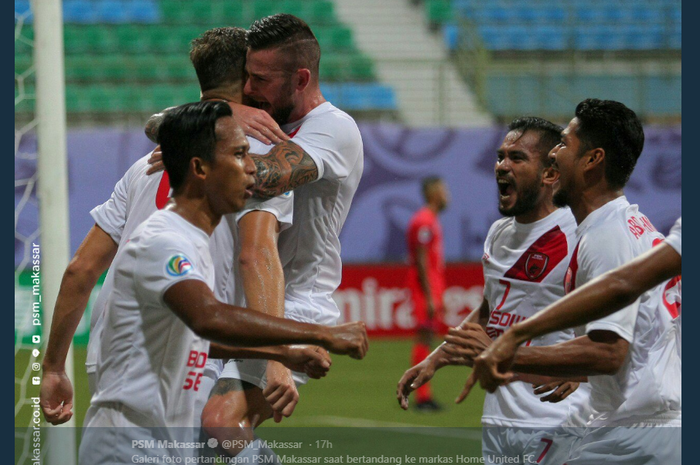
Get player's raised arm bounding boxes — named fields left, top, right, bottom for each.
left=41, top=224, right=117, bottom=424
left=164, top=279, right=368, bottom=358
left=145, top=103, right=289, bottom=146
left=251, top=141, right=318, bottom=199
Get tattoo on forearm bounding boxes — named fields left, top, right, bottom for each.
left=253, top=141, right=318, bottom=199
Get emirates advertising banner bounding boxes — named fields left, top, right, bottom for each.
left=334, top=263, right=484, bottom=337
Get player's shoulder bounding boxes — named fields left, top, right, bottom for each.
left=549, top=207, right=577, bottom=237
left=409, top=207, right=436, bottom=227
left=134, top=211, right=198, bottom=249
left=483, top=216, right=512, bottom=247
left=488, top=216, right=513, bottom=236
left=578, top=199, right=659, bottom=262
left=305, top=102, right=362, bottom=141
left=126, top=153, right=153, bottom=178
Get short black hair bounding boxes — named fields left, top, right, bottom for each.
left=422, top=176, right=443, bottom=201
left=247, top=14, right=320, bottom=75
left=190, top=27, right=247, bottom=92
left=574, top=99, right=644, bottom=188
left=508, top=116, right=563, bottom=166
left=157, top=101, right=233, bottom=192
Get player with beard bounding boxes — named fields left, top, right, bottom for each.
left=77, top=101, right=368, bottom=464
left=448, top=100, right=681, bottom=465
left=199, top=14, right=364, bottom=463
left=465, top=216, right=681, bottom=392
left=39, top=28, right=338, bottom=428
left=398, top=117, right=589, bottom=465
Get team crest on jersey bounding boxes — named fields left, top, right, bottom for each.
left=166, top=254, right=193, bottom=277
left=524, top=252, right=548, bottom=280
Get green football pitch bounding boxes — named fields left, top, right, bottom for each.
left=16, top=339, right=488, bottom=460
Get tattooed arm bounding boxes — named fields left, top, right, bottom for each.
left=252, top=141, right=319, bottom=199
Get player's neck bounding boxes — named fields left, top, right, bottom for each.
left=569, top=188, right=625, bottom=225
left=200, top=86, right=243, bottom=105
left=515, top=200, right=557, bottom=224
left=165, top=197, right=221, bottom=236
left=286, top=87, right=326, bottom=124
left=426, top=203, right=442, bottom=215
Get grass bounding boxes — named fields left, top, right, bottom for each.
left=16, top=339, right=487, bottom=462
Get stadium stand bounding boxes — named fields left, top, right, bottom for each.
left=420, top=0, right=681, bottom=122
left=435, top=1, right=681, bottom=52
left=14, top=0, right=398, bottom=122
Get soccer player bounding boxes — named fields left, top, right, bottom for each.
left=405, top=177, right=449, bottom=411
left=468, top=217, right=681, bottom=392
left=398, top=117, right=589, bottom=465
left=446, top=100, right=681, bottom=464
left=77, top=101, right=368, bottom=465
left=40, top=27, right=314, bottom=425
left=200, top=14, right=365, bottom=459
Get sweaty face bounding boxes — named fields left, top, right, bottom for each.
left=495, top=130, right=547, bottom=217
left=244, top=48, right=296, bottom=125
left=206, top=117, right=255, bottom=214
left=550, top=118, right=585, bottom=208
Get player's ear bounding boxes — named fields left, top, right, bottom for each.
left=191, top=157, right=210, bottom=181
left=296, top=68, right=311, bottom=91
left=582, top=147, right=605, bottom=172
left=542, top=166, right=558, bottom=186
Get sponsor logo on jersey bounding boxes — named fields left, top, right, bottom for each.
left=166, top=254, right=193, bottom=277
left=524, top=252, right=549, bottom=280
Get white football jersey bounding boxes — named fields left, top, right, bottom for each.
left=665, top=217, right=682, bottom=257
left=248, top=102, right=364, bottom=326
left=566, top=197, right=681, bottom=426
left=92, top=210, right=214, bottom=426
left=481, top=208, right=590, bottom=427
left=87, top=152, right=234, bottom=373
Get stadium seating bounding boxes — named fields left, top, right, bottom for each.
left=431, top=0, right=681, bottom=52
left=15, top=0, right=398, bottom=118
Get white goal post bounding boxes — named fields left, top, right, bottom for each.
left=24, top=0, right=76, bottom=464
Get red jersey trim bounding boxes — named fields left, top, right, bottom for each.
left=155, top=171, right=171, bottom=210
left=503, top=225, right=569, bottom=283
left=564, top=242, right=580, bottom=294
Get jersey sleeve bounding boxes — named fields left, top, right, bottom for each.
left=90, top=154, right=149, bottom=244
left=416, top=223, right=435, bottom=245
left=664, top=217, right=682, bottom=257
left=577, top=230, right=640, bottom=343
left=134, top=232, right=210, bottom=306
left=291, top=113, right=363, bottom=182
left=235, top=192, right=294, bottom=232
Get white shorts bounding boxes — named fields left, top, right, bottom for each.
left=86, top=365, right=97, bottom=397
left=79, top=403, right=198, bottom=464
left=567, top=421, right=681, bottom=465
left=219, top=358, right=309, bottom=390
left=482, top=426, right=579, bottom=465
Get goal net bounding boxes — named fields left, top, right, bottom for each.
left=15, top=1, right=76, bottom=464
